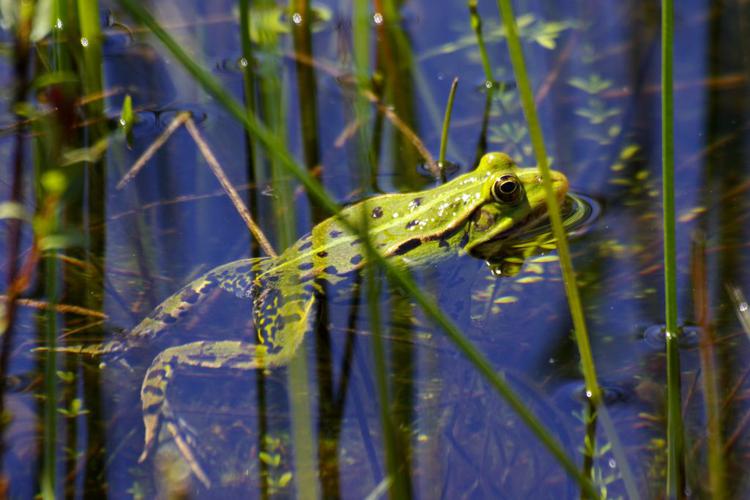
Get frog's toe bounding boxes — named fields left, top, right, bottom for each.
left=164, top=417, right=211, bottom=487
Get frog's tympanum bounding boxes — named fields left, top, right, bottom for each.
left=57, top=152, right=568, bottom=485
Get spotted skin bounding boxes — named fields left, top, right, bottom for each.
left=42, top=152, right=569, bottom=487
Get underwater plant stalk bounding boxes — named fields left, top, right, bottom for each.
left=438, top=77, right=459, bottom=181
left=660, top=0, right=685, bottom=497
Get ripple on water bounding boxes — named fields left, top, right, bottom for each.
left=157, top=106, right=208, bottom=127
left=641, top=324, right=702, bottom=350
left=555, top=380, right=631, bottom=406
left=508, top=192, right=602, bottom=244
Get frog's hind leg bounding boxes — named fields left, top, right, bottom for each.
left=138, top=341, right=262, bottom=485
left=128, top=258, right=270, bottom=346
left=138, top=295, right=314, bottom=486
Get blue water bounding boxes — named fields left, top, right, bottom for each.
left=2, top=0, right=749, bottom=497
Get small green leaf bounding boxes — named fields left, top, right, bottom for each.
left=120, top=94, right=135, bottom=146
left=277, top=472, right=293, bottom=487
left=56, top=370, right=76, bottom=383
left=61, top=136, right=110, bottom=166
left=259, top=451, right=281, bottom=467
left=30, top=71, right=79, bottom=90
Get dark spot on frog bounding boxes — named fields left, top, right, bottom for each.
left=274, top=316, right=286, bottom=330
left=392, top=238, right=422, bottom=256
left=298, top=262, right=314, bottom=271
left=187, top=353, right=218, bottom=364
left=161, top=314, right=178, bottom=324
left=298, top=240, right=313, bottom=251
left=329, top=230, right=343, bottom=238
left=405, top=219, right=419, bottom=230
left=350, top=238, right=362, bottom=246
left=410, top=197, right=423, bottom=207
left=198, top=281, right=216, bottom=294
left=145, top=369, right=166, bottom=380
left=371, top=206, right=384, bottom=218
left=316, top=251, right=328, bottom=258
left=227, top=354, right=254, bottom=366
left=180, top=289, right=201, bottom=304
left=438, top=238, right=450, bottom=249
left=142, top=386, right=164, bottom=397
left=459, top=231, right=470, bottom=248
left=143, top=402, right=163, bottom=415
left=350, top=254, right=363, bottom=265
left=323, top=265, right=341, bottom=275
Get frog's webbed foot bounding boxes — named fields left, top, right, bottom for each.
left=138, top=340, right=291, bottom=487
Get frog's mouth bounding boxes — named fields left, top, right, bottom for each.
left=464, top=202, right=552, bottom=259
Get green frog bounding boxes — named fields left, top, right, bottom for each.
left=59, top=152, right=568, bottom=486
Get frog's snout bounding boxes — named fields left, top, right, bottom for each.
left=550, top=170, right=569, bottom=200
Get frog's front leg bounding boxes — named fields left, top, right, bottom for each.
left=128, top=258, right=269, bottom=347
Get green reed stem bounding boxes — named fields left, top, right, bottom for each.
left=438, top=77, right=459, bottom=179
left=468, top=0, right=494, bottom=83
left=495, top=0, right=598, bottom=401
left=353, top=0, right=403, bottom=495
left=115, top=2, right=598, bottom=494
left=41, top=250, right=59, bottom=500
left=286, top=0, right=319, bottom=496
left=496, top=1, right=639, bottom=498
left=76, top=0, right=103, bottom=117
left=660, top=1, right=684, bottom=497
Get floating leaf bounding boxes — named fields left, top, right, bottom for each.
left=277, top=472, right=293, bottom=487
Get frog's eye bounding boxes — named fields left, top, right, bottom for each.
left=491, top=175, right=523, bottom=204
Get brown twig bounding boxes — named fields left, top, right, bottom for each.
left=115, top=111, right=191, bottom=189
left=287, top=51, right=437, bottom=170
left=0, top=296, right=108, bottom=320
left=184, top=118, right=278, bottom=257
left=535, top=34, right=577, bottom=105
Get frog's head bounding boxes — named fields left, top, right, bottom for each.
left=463, top=152, right=568, bottom=259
